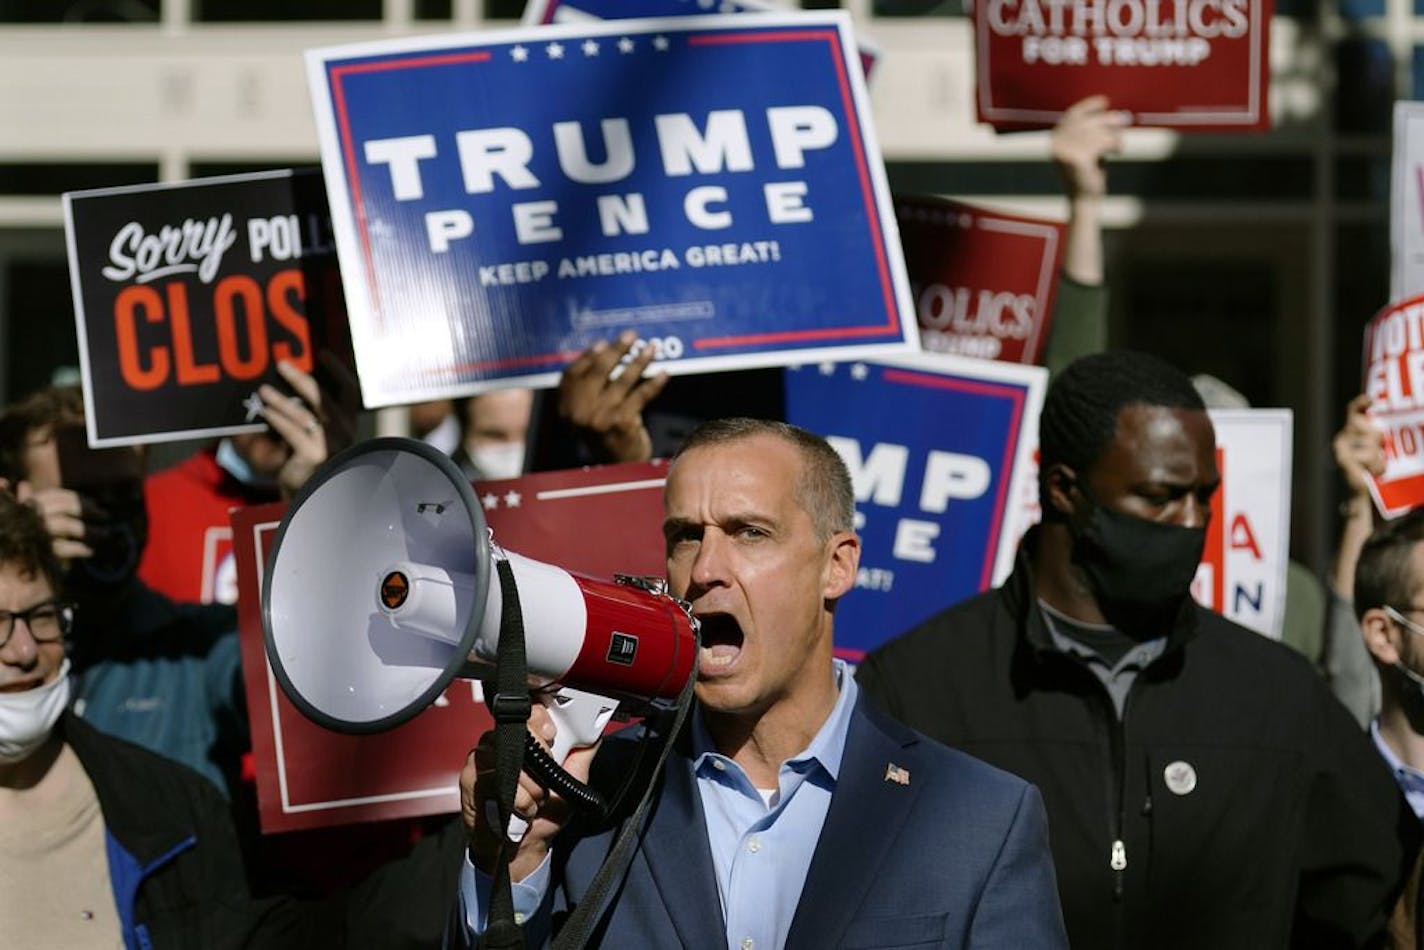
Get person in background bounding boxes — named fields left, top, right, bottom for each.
left=1326, top=393, right=1390, bottom=724
left=1041, top=95, right=1127, bottom=374
left=451, top=388, right=535, bottom=482
left=0, top=491, right=331, bottom=949
left=409, top=398, right=459, bottom=456
left=857, top=350, right=1418, bottom=949
left=137, top=360, right=333, bottom=605
left=0, top=369, right=335, bottom=796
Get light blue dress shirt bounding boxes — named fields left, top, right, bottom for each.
left=1370, top=718, right=1424, bottom=820
left=693, top=659, right=857, bottom=950
left=460, top=659, right=859, bottom=950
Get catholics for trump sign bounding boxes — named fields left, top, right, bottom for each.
left=63, top=170, right=349, bottom=446
left=973, top=0, right=1271, bottom=130
left=235, top=461, right=670, bottom=832
left=785, top=354, right=1046, bottom=657
left=896, top=196, right=1063, bottom=365
left=306, top=14, right=915, bottom=409
left=1363, top=293, right=1424, bottom=518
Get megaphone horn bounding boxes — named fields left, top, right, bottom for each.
left=260, top=437, right=698, bottom=737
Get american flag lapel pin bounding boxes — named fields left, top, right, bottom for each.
left=884, top=763, right=910, bottom=786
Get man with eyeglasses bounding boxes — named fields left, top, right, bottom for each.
left=0, top=490, right=336, bottom=947
left=1355, top=508, right=1424, bottom=819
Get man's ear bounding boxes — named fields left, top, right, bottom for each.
left=1361, top=607, right=1402, bottom=666
left=822, top=531, right=861, bottom=601
left=1045, top=463, right=1080, bottom=519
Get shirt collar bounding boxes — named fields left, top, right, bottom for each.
left=1039, top=602, right=1167, bottom=674
left=691, top=658, right=858, bottom=783
left=1371, top=718, right=1424, bottom=793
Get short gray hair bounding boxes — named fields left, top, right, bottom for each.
left=670, top=417, right=855, bottom=540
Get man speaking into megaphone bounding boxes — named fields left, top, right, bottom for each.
left=456, top=419, right=1069, bottom=949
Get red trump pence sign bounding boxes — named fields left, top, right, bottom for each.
left=233, top=461, right=670, bottom=832
left=895, top=196, right=1063, bottom=365
left=973, top=0, right=1272, bottom=130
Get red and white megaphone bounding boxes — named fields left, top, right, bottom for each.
left=261, top=438, right=698, bottom=830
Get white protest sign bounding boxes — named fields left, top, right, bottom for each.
left=1190, top=408, right=1293, bottom=639
left=1392, top=102, right=1424, bottom=303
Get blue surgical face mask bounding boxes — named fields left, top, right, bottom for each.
left=215, top=438, right=279, bottom=491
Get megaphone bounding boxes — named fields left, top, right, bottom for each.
left=261, top=438, right=699, bottom=828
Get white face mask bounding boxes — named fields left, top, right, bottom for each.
left=0, top=658, right=71, bottom=764
left=470, top=441, right=526, bottom=481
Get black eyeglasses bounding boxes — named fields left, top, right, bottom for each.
left=0, top=602, right=75, bottom=649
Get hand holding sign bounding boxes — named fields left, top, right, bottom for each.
left=15, top=482, right=92, bottom=561
left=1335, top=394, right=1387, bottom=499
left=557, top=331, right=670, bottom=464
left=253, top=361, right=329, bottom=497
left=1052, top=96, right=1130, bottom=201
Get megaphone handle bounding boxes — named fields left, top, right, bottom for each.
left=504, top=688, right=618, bottom=842
left=504, top=725, right=579, bottom=842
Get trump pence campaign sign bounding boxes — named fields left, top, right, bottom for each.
left=785, top=354, right=1047, bottom=656
left=306, top=13, right=916, bottom=408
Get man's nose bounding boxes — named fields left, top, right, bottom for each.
left=689, top=531, right=731, bottom=590
left=1178, top=493, right=1211, bottom=530
left=0, top=618, right=41, bottom=670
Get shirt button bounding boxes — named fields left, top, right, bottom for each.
left=514, top=913, right=526, bottom=925
left=747, top=837, right=761, bottom=854
left=712, top=759, right=726, bottom=771
left=742, top=939, right=754, bottom=950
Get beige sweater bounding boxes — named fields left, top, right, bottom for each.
left=0, top=742, right=123, bottom=948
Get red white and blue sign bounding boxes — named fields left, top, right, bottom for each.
left=522, top=0, right=883, bottom=80
left=785, top=353, right=1046, bottom=658
left=307, top=14, right=915, bottom=409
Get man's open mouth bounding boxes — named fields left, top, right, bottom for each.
left=696, top=613, right=744, bottom=671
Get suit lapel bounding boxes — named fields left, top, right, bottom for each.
left=639, top=750, right=726, bottom=949
left=786, top=700, right=922, bottom=950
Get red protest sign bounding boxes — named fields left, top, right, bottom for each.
left=972, top=0, right=1271, bottom=131
left=233, top=460, right=669, bottom=833
left=896, top=197, right=1063, bottom=365
left=1364, top=295, right=1424, bottom=518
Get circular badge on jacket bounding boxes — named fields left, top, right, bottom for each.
left=1164, top=760, right=1197, bottom=795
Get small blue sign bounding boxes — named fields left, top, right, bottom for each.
left=308, top=14, right=914, bottom=408
left=785, top=355, right=1046, bottom=657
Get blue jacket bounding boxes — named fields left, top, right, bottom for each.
left=528, top=696, right=1068, bottom=948
left=69, top=579, right=246, bottom=796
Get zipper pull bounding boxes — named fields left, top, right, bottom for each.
left=1110, top=839, right=1127, bottom=871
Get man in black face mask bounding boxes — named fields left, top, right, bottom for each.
left=857, top=350, right=1418, bottom=950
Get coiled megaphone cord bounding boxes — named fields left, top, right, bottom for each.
left=523, top=730, right=608, bottom=818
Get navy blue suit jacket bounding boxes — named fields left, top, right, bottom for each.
left=541, top=696, right=1067, bottom=949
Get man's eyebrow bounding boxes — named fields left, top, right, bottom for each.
left=662, top=517, right=695, bottom=538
